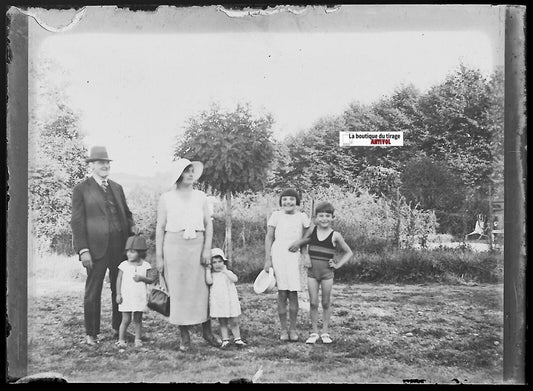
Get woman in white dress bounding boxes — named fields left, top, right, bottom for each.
left=155, top=158, right=220, bottom=351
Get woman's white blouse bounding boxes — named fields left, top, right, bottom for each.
left=159, top=189, right=208, bottom=238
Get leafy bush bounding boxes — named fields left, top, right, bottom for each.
left=127, top=185, right=161, bottom=252
left=211, top=190, right=276, bottom=249
left=41, top=182, right=501, bottom=285
left=29, top=59, right=87, bottom=255
left=29, top=145, right=86, bottom=255
left=309, top=185, right=437, bottom=250
left=332, top=248, right=503, bottom=284
left=229, top=246, right=503, bottom=285
left=210, top=185, right=437, bottom=254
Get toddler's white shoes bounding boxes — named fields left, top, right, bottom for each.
left=305, top=333, right=320, bottom=344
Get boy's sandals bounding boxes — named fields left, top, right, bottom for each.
left=280, top=330, right=289, bottom=342
left=115, top=340, right=127, bottom=348
left=305, top=333, right=320, bottom=344
left=134, top=339, right=143, bottom=347
left=320, top=333, right=333, bottom=344
left=233, top=338, right=247, bottom=347
left=220, top=339, right=231, bottom=349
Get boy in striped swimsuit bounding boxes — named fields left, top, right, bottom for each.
left=290, top=201, right=353, bottom=344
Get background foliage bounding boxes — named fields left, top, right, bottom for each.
left=271, top=66, right=504, bottom=235
left=29, top=64, right=504, bottom=258
left=29, top=59, right=87, bottom=254
left=173, top=103, right=276, bottom=259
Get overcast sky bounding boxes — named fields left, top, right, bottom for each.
left=28, top=5, right=505, bottom=177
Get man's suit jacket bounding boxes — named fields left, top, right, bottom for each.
left=71, top=176, right=134, bottom=260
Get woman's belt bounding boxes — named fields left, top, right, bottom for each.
left=166, top=228, right=205, bottom=239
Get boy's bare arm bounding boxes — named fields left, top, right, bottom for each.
left=331, top=232, right=353, bottom=269
left=289, top=224, right=314, bottom=252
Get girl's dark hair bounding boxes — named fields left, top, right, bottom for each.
left=279, top=188, right=301, bottom=206
left=125, top=249, right=147, bottom=259
left=175, top=164, right=193, bottom=185
left=212, top=255, right=228, bottom=266
left=315, top=201, right=335, bottom=217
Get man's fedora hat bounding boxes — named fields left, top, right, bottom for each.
left=125, top=235, right=148, bottom=251
left=86, top=146, right=113, bottom=163
left=173, top=158, right=204, bottom=184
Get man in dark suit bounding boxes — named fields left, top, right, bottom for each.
left=71, top=146, right=136, bottom=345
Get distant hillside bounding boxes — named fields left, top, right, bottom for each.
left=111, top=171, right=175, bottom=195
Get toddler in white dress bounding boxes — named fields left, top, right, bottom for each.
left=205, top=248, right=246, bottom=349
left=116, top=235, right=156, bottom=348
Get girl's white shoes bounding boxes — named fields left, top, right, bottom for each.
left=220, top=338, right=247, bottom=348
left=233, top=338, right=247, bottom=347
left=220, top=339, right=231, bottom=349
left=305, top=333, right=333, bottom=344
left=115, top=339, right=144, bottom=348
left=320, top=333, right=333, bottom=344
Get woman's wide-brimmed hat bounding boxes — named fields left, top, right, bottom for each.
left=253, top=268, right=276, bottom=294
left=85, top=146, right=113, bottom=163
left=173, top=158, right=204, bottom=184
left=124, top=235, right=148, bottom=251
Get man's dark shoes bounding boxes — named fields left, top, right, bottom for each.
left=85, top=335, right=99, bottom=345
left=203, top=333, right=222, bottom=348
left=178, top=342, right=191, bottom=352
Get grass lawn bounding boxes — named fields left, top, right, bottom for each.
left=26, top=255, right=504, bottom=384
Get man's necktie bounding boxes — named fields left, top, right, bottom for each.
left=101, top=180, right=108, bottom=192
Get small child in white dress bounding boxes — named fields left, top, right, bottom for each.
left=205, top=248, right=246, bottom=349
left=116, top=235, right=156, bottom=348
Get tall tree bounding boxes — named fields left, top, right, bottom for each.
left=28, top=58, right=87, bottom=253
left=174, top=103, right=275, bottom=260
left=275, top=85, right=424, bottom=191
left=271, top=66, right=503, bottom=235
left=276, top=115, right=361, bottom=191
left=418, top=65, right=496, bottom=190
left=485, top=68, right=505, bottom=196
left=416, top=66, right=504, bottom=232
left=400, top=156, right=466, bottom=234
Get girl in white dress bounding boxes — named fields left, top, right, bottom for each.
left=115, top=235, right=155, bottom=348
left=205, top=248, right=246, bottom=349
left=264, top=189, right=311, bottom=342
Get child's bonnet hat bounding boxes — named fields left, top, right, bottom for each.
left=211, top=248, right=228, bottom=261
left=125, top=234, right=148, bottom=251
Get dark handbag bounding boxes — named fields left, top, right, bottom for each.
left=148, top=274, right=170, bottom=317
